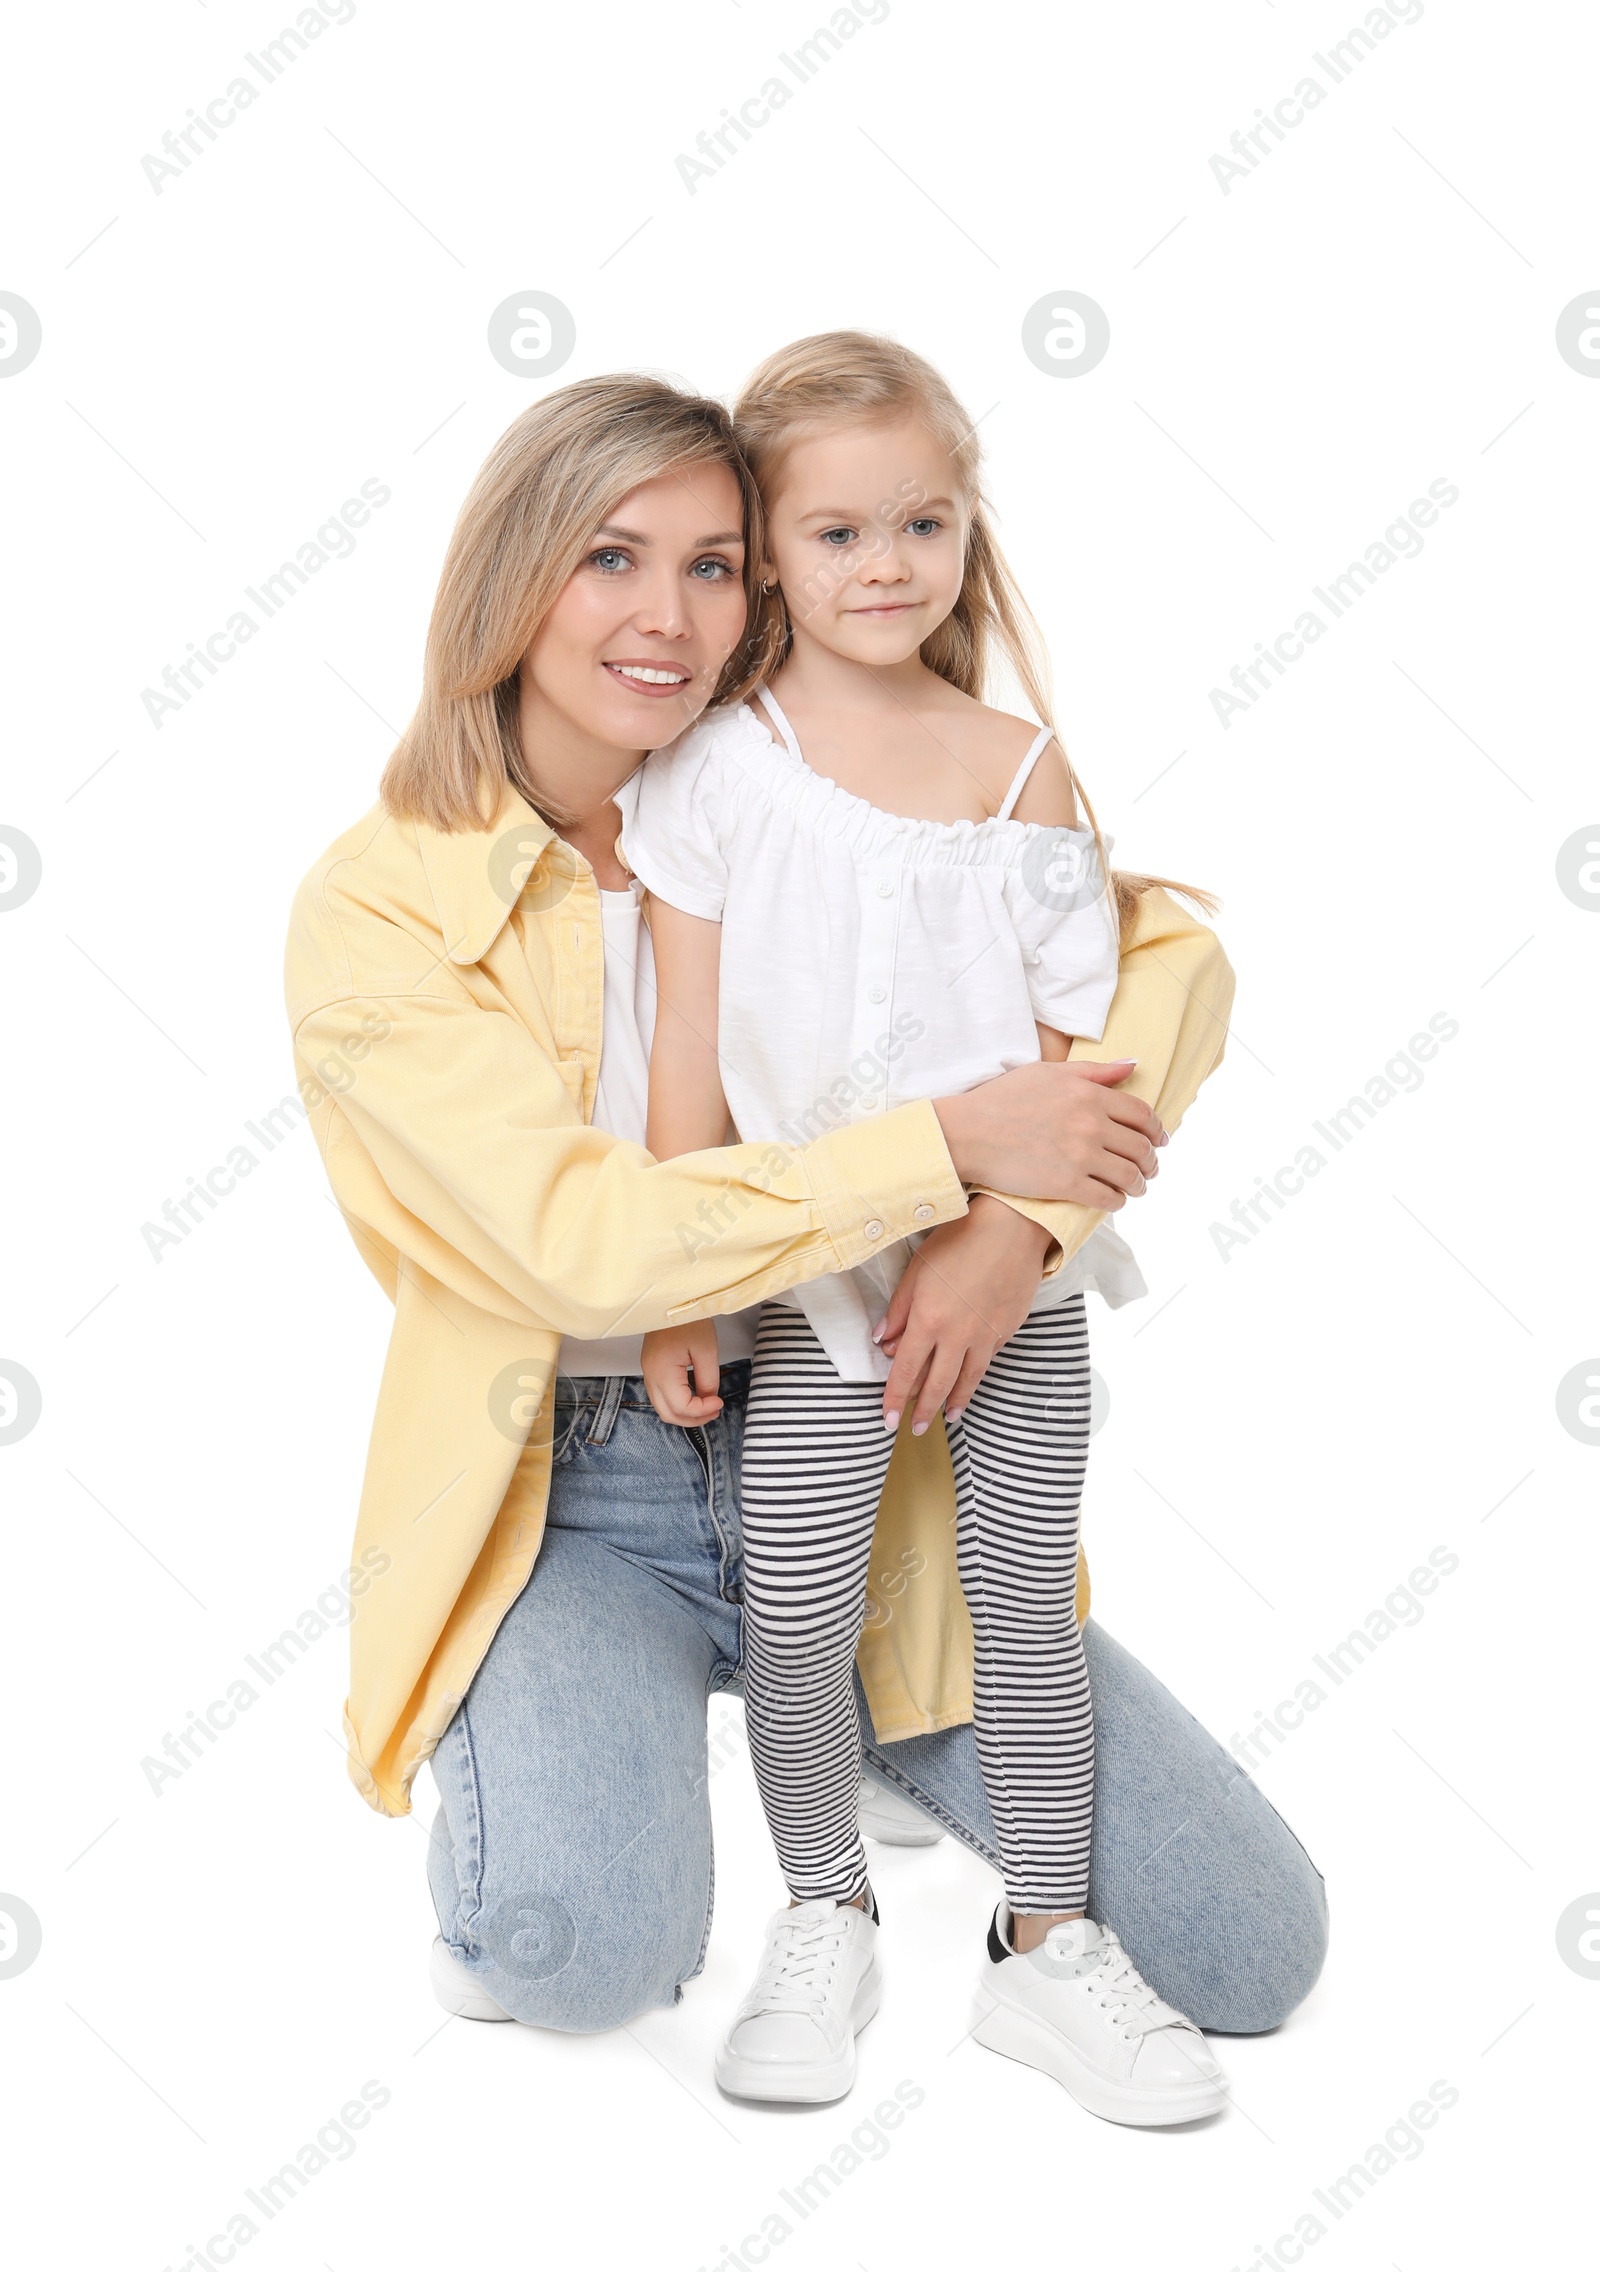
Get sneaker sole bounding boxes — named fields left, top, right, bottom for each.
left=971, top=1992, right=1229, bottom=2128
left=430, top=1936, right=515, bottom=2023
left=859, top=1792, right=944, bottom=1847
left=714, top=1962, right=882, bottom=2104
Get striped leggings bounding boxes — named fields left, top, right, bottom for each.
left=739, top=1297, right=1094, bottom=1914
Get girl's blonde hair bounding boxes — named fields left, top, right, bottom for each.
left=382, top=375, right=768, bottom=833
left=732, top=331, right=1214, bottom=939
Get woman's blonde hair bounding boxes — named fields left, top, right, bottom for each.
left=382, top=376, right=768, bottom=833
left=732, top=331, right=1214, bottom=938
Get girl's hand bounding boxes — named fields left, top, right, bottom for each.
left=641, top=1322, right=724, bottom=1427
left=877, top=1197, right=1054, bottom=1435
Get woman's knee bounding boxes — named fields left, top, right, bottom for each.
left=1189, top=1861, right=1329, bottom=2034
left=1162, top=1773, right=1330, bottom=2032
left=1083, top=1622, right=1330, bottom=2032
left=462, top=1883, right=706, bottom=2033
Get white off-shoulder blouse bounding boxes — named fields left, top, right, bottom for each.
left=615, top=688, right=1146, bottom=1380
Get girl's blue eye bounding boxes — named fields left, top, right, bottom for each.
left=820, top=527, right=858, bottom=547
left=906, top=517, right=940, bottom=537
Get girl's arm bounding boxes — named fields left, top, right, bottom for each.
left=645, top=899, right=729, bottom=1158
left=642, top=898, right=730, bottom=1425
left=1014, top=737, right=1089, bottom=1068
left=1009, top=733, right=1079, bottom=829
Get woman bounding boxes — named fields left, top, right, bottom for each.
left=284, top=374, right=1326, bottom=2071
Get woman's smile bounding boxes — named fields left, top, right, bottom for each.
left=603, top=657, right=696, bottom=695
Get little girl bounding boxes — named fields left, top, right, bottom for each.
left=618, top=333, right=1227, bottom=2125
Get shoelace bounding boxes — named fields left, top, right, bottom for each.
left=740, top=1906, right=857, bottom=2020
left=1069, top=1930, right=1182, bottom=2041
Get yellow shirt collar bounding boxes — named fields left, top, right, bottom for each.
left=412, top=786, right=556, bottom=966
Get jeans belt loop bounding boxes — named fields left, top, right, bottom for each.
left=586, top=1374, right=625, bottom=1447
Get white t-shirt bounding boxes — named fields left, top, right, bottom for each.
left=557, top=886, right=759, bottom=1378
left=614, top=691, right=1147, bottom=1383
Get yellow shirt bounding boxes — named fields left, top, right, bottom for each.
left=285, top=786, right=1234, bottom=1816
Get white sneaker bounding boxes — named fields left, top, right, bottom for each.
left=858, top=1772, right=944, bottom=1847
left=430, top=1934, right=514, bottom=2023
left=715, top=1896, right=882, bottom=2103
left=971, top=1907, right=1229, bottom=2127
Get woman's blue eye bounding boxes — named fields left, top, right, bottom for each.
left=690, top=556, right=735, bottom=579
left=590, top=547, right=630, bottom=572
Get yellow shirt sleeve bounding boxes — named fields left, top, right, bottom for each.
left=971, top=890, right=1236, bottom=1268
left=292, top=977, right=968, bottom=1340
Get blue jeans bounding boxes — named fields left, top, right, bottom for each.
left=428, top=1365, right=1328, bottom=2033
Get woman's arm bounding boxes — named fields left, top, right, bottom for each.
left=876, top=1195, right=1054, bottom=1433
left=968, top=885, right=1235, bottom=1265
left=881, top=1067, right=1147, bottom=1433
left=288, top=871, right=1168, bottom=1343
left=885, top=887, right=1237, bottom=1426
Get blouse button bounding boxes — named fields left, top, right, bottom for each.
left=867, top=983, right=886, bottom=1003
left=864, top=1218, right=884, bottom=1240
left=913, top=1204, right=935, bottom=1224
left=876, top=879, right=894, bottom=899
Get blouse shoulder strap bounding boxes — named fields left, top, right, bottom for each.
left=995, top=725, right=1057, bottom=823
left=753, top=684, right=801, bottom=758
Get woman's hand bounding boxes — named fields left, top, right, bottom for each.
left=933, top=1058, right=1166, bottom=1207
left=876, top=1197, right=1055, bottom=1435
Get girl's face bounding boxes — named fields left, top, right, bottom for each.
left=520, top=461, right=749, bottom=751
left=762, top=417, right=969, bottom=669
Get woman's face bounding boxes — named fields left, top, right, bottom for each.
left=521, top=462, right=749, bottom=752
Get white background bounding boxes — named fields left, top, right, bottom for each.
left=2, top=1, right=1596, bottom=2266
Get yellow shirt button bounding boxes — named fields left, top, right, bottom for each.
left=913, top=1204, right=935, bottom=1223
left=864, top=1218, right=884, bottom=1240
